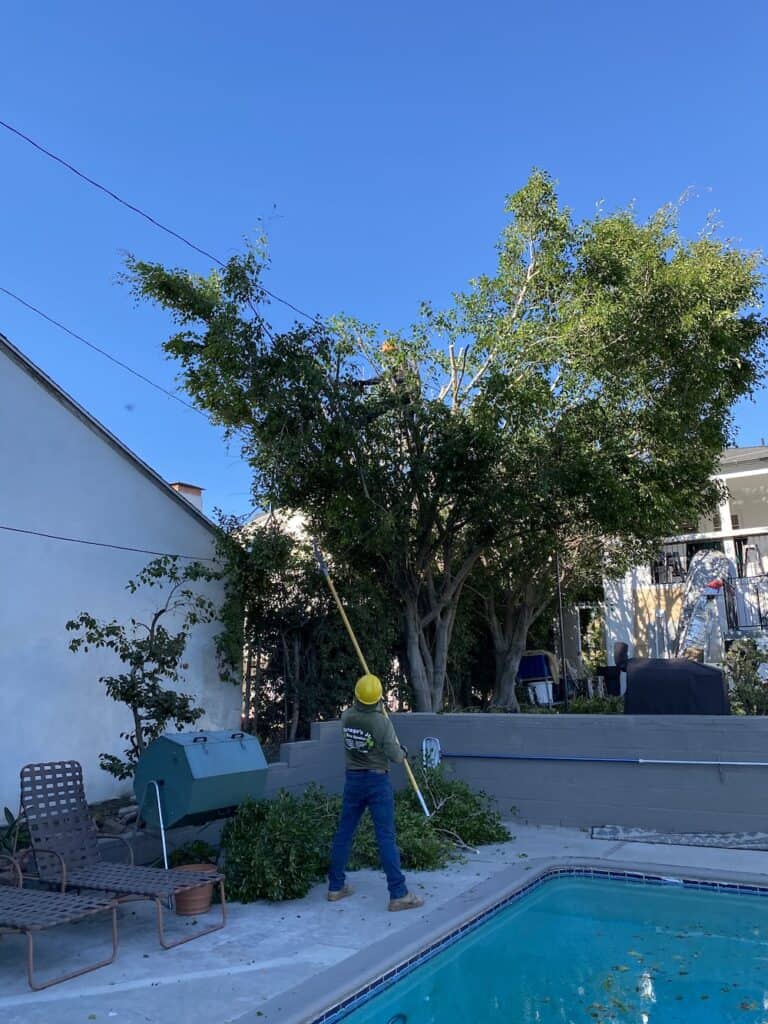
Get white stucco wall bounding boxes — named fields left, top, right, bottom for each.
left=603, top=565, right=652, bottom=661
left=0, top=344, right=241, bottom=814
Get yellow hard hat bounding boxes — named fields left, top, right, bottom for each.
left=355, top=674, right=383, bottom=705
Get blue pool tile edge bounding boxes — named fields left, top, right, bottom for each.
left=310, top=865, right=768, bottom=1024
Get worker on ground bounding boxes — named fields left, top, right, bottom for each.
left=327, top=674, right=425, bottom=912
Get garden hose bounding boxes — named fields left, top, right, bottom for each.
left=311, top=539, right=431, bottom=818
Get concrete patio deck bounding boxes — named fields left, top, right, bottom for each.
left=2, top=822, right=767, bottom=1024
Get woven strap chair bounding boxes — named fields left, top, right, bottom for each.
left=0, top=853, right=118, bottom=990
left=19, top=761, right=226, bottom=949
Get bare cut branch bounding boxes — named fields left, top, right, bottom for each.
left=449, top=341, right=459, bottom=410
left=465, top=351, right=495, bottom=397
left=438, top=344, right=469, bottom=407
left=438, top=340, right=457, bottom=404
left=458, top=247, right=539, bottom=405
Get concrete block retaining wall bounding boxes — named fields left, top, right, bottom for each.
left=267, top=714, right=768, bottom=833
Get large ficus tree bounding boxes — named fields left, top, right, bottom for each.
left=126, top=254, right=514, bottom=713
left=127, top=171, right=765, bottom=712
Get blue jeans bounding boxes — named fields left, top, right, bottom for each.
left=328, top=770, right=407, bottom=899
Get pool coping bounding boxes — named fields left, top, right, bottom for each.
left=239, top=855, right=768, bottom=1024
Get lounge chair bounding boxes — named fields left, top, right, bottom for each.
left=0, top=853, right=118, bottom=990
left=19, top=761, right=226, bottom=949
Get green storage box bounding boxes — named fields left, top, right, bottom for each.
left=134, top=730, right=268, bottom=828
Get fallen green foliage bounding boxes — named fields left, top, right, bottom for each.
left=221, top=767, right=510, bottom=902
left=409, top=765, right=510, bottom=847
left=222, top=785, right=339, bottom=902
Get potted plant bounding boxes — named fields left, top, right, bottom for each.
left=169, top=841, right=219, bottom=916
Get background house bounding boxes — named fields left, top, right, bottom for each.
left=604, top=446, right=768, bottom=661
left=0, top=333, right=241, bottom=813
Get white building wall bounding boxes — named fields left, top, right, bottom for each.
left=603, top=564, right=653, bottom=661
left=0, top=348, right=241, bottom=813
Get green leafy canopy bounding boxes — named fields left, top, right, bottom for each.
left=125, top=171, right=766, bottom=712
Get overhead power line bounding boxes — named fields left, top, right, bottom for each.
left=0, top=118, right=326, bottom=328
left=0, top=285, right=204, bottom=416
left=0, top=524, right=217, bottom=562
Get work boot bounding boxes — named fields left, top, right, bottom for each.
left=327, top=885, right=353, bottom=902
left=388, top=891, right=424, bottom=912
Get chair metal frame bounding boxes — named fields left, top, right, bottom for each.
left=0, top=853, right=118, bottom=991
left=19, top=761, right=226, bottom=950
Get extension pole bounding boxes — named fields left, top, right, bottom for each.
left=555, top=549, right=569, bottom=710
left=312, top=540, right=431, bottom=817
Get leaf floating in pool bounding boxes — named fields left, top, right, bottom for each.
left=627, top=950, right=643, bottom=959
left=739, top=1001, right=758, bottom=1011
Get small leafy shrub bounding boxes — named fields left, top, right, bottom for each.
left=726, top=638, right=768, bottom=715
left=169, top=840, right=219, bottom=868
left=565, top=695, right=624, bottom=714
left=521, top=696, right=624, bottom=714
left=66, top=556, right=220, bottom=780
left=0, top=807, right=27, bottom=854
left=222, top=768, right=510, bottom=902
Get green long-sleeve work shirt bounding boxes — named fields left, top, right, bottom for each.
left=341, top=700, right=405, bottom=771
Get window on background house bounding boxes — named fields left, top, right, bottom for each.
left=650, top=549, right=685, bottom=584
left=685, top=539, right=724, bottom=566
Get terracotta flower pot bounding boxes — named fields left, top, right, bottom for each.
left=173, top=863, right=217, bottom=916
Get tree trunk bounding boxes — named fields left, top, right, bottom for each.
left=487, top=584, right=542, bottom=710
left=288, top=634, right=301, bottom=742
left=251, top=643, right=262, bottom=735
left=132, top=705, right=145, bottom=756
left=288, top=696, right=300, bottom=743
left=430, top=606, right=457, bottom=711
left=403, top=575, right=469, bottom=712
left=242, top=643, right=254, bottom=731
left=493, top=609, right=532, bottom=709
left=404, top=599, right=433, bottom=711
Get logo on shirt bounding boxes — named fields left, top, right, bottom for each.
left=344, top=726, right=375, bottom=753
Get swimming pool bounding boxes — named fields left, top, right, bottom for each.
left=324, top=872, right=768, bottom=1024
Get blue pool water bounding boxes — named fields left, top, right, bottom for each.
left=335, top=876, right=768, bottom=1024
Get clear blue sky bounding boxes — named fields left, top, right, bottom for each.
left=2, top=1, right=766, bottom=519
